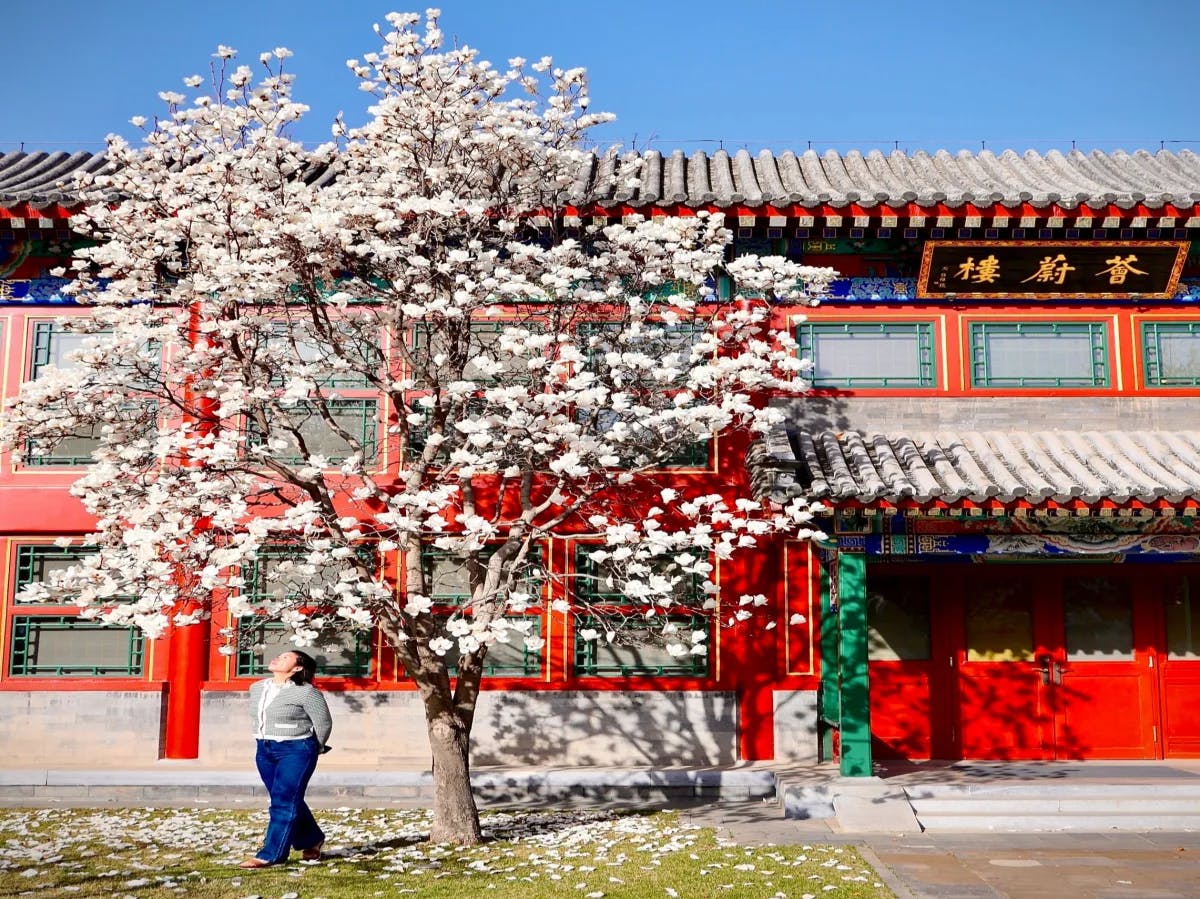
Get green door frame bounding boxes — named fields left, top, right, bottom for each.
left=837, top=550, right=872, bottom=776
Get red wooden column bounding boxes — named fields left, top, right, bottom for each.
left=164, top=611, right=210, bottom=756
left=163, top=302, right=213, bottom=758
left=728, top=533, right=784, bottom=761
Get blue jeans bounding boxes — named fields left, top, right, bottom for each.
left=254, top=737, right=323, bottom=863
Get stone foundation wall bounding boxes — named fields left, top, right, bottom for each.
left=0, top=691, right=165, bottom=766
left=773, top=690, right=820, bottom=762
left=201, top=690, right=741, bottom=768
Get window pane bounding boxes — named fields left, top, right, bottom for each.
left=1143, top=323, right=1200, bottom=387
left=966, top=580, right=1034, bottom=662
left=31, top=323, right=94, bottom=377
left=15, top=545, right=94, bottom=603
left=269, top=323, right=378, bottom=388
left=236, top=620, right=372, bottom=677
left=799, top=323, right=934, bottom=388
left=9, top=616, right=144, bottom=676
left=24, top=428, right=102, bottom=466
left=576, top=548, right=700, bottom=606
left=430, top=617, right=543, bottom=677
left=1064, top=577, right=1133, bottom=661
left=247, top=546, right=377, bottom=605
left=573, top=616, right=708, bottom=676
left=249, top=399, right=377, bottom=463
left=423, top=549, right=544, bottom=606
left=867, top=576, right=931, bottom=661
left=31, top=322, right=160, bottom=385
left=412, top=322, right=538, bottom=384
left=1166, top=576, right=1200, bottom=659
left=23, top=402, right=158, bottom=468
left=971, top=322, right=1108, bottom=387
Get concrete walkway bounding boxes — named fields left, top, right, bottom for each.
left=680, top=804, right=1200, bottom=898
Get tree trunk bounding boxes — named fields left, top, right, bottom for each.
left=426, top=705, right=482, bottom=844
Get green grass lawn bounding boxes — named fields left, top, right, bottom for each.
left=0, top=807, right=893, bottom=898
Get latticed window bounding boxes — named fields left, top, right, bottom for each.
left=432, top=616, right=544, bottom=678
left=8, top=543, right=144, bottom=677
left=577, top=321, right=712, bottom=469
left=267, top=321, right=381, bottom=388
left=969, top=321, right=1109, bottom=388
left=572, top=546, right=709, bottom=677
left=246, top=398, right=378, bottom=463
left=1142, top=322, right=1200, bottom=387
left=410, top=320, right=539, bottom=385
left=26, top=322, right=160, bottom=467
left=31, top=322, right=99, bottom=378
left=572, top=615, right=709, bottom=677
left=797, top=322, right=936, bottom=388
left=243, top=544, right=378, bottom=606
left=421, top=546, right=544, bottom=607
left=407, top=546, right=545, bottom=679
left=9, top=617, right=145, bottom=676
left=235, top=620, right=373, bottom=678
left=14, top=545, right=93, bottom=603
left=235, top=544, right=380, bottom=677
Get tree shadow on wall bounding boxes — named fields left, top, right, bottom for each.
left=470, top=688, right=739, bottom=805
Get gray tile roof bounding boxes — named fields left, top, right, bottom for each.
left=0, top=151, right=114, bottom=206
left=572, top=148, right=1200, bottom=210
left=761, top=428, right=1200, bottom=506
left=5, top=147, right=1200, bottom=211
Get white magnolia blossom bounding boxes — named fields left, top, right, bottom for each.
left=0, top=9, right=833, bottom=844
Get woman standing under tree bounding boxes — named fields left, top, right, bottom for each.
left=239, top=650, right=333, bottom=868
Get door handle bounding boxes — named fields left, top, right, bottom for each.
left=1036, top=654, right=1052, bottom=686
left=1052, top=661, right=1065, bottom=685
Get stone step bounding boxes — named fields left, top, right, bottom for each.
left=916, top=813, right=1200, bottom=832
left=906, top=783, right=1200, bottom=831
left=911, top=797, right=1200, bottom=816
left=0, top=767, right=778, bottom=807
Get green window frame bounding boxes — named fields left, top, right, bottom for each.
left=572, top=546, right=709, bottom=677
left=410, top=321, right=541, bottom=385
left=421, top=546, right=545, bottom=607
left=573, top=614, right=710, bottom=677
left=31, top=321, right=161, bottom=383
left=797, top=322, right=936, bottom=388
left=243, top=544, right=379, bottom=606
left=416, top=615, right=543, bottom=678
left=1142, top=322, right=1200, bottom=387
left=579, top=321, right=708, bottom=377
left=14, top=545, right=94, bottom=603
left=574, top=546, right=704, bottom=606
left=8, top=616, right=145, bottom=677
left=31, top=321, right=97, bottom=379
left=266, top=322, right=379, bottom=389
left=969, top=321, right=1109, bottom=388
left=23, top=430, right=102, bottom=467
left=235, top=619, right=373, bottom=678
left=246, top=398, right=378, bottom=464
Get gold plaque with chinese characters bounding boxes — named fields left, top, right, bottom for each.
left=917, top=241, right=1188, bottom=299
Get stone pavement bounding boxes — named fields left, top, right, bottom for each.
left=679, top=802, right=1200, bottom=899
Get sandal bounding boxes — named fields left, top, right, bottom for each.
left=238, top=857, right=272, bottom=869
left=301, top=840, right=325, bottom=861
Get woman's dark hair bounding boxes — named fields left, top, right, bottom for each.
left=289, top=650, right=317, bottom=686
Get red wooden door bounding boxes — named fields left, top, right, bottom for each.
left=866, top=570, right=954, bottom=760
left=1048, top=573, right=1157, bottom=760
left=955, top=573, right=1054, bottom=759
left=952, top=568, right=1156, bottom=761
left=1158, top=572, right=1200, bottom=757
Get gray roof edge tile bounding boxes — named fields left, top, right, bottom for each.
left=4, top=148, right=1198, bottom=211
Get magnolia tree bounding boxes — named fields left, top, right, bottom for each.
left=0, top=10, right=833, bottom=844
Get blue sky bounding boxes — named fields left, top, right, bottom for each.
left=5, top=0, right=1197, bottom=157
